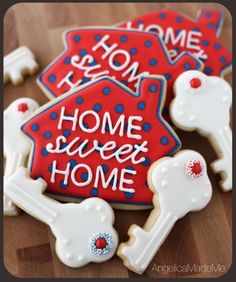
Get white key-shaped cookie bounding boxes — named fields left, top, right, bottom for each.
left=171, top=70, right=232, bottom=191
left=4, top=46, right=39, bottom=85
left=4, top=98, right=39, bottom=215
left=5, top=167, right=119, bottom=268
left=117, top=150, right=212, bottom=274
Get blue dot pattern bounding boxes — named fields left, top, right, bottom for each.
left=50, top=112, right=58, bottom=120
left=137, top=101, right=146, bottom=110
left=48, top=74, right=56, bottom=83
left=90, top=188, right=99, bottom=196
left=60, top=180, right=68, bottom=189
left=44, top=131, right=52, bottom=139
left=76, top=97, right=84, bottom=104
left=93, top=103, right=102, bottom=112
left=160, top=136, right=169, bottom=145
left=115, top=104, right=124, bottom=113
left=103, top=87, right=111, bottom=95
left=31, top=123, right=39, bottom=131
left=73, top=35, right=81, bottom=42
left=63, top=129, right=71, bottom=137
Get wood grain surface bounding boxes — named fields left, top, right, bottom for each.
left=3, top=2, right=232, bottom=278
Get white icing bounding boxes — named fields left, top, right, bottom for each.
left=171, top=70, right=232, bottom=191
left=119, top=150, right=212, bottom=274
left=58, top=106, right=79, bottom=131
left=4, top=167, right=119, bottom=267
left=4, top=46, right=39, bottom=85
left=57, top=70, right=82, bottom=89
left=71, top=164, right=93, bottom=186
left=4, top=98, right=39, bottom=216
left=78, top=110, right=100, bottom=133
left=109, top=49, right=131, bottom=71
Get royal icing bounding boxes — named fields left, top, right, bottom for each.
left=4, top=46, right=39, bottom=85
left=118, top=9, right=232, bottom=76
left=37, top=27, right=202, bottom=115
left=4, top=98, right=39, bottom=216
left=117, top=150, right=212, bottom=274
left=171, top=70, right=232, bottom=191
left=22, top=76, right=181, bottom=208
left=4, top=167, right=119, bottom=267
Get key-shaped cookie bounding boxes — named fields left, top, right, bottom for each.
left=117, top=150, right=212, bottom=274
left=4, top=98, right=39, bottom=215
left=171, top=70, right=232, bottom=191
left=5, top=167, right=119, bottom=268
left=4, top=46, right=39, bottom=85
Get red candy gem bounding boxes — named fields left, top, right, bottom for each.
left=185, top=159, right=203, bottom=178
left=190, top=77, right=202, bottom=89
left=95, top=237, right=107, bottom=249
left=18, top=103, right=29, bottom=113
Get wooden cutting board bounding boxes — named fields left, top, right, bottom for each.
left=3, top=2, right=232, bottom=278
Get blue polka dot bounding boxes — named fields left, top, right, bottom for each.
left=130, top=48, right=137, bottom=55
left=90, top=188, right=98, bottom=196
left=160, top=136, right=169, bottom=145
left=214, top=43, right=221, bottom=49
left=103, top=87, right=111, bottom=95
left=164, top=73, right=171, bottom=80
left=83, top=122, right=89, bottom=129
left=113, top=61, right=121, bottom=67
left=73, top=35, right=81, bottom=42
left=102, top=164, right=109, bottom=173
left=90, top=60, right=97, bottom=66
left=126, top=166, right=134, bottom=171
left=125, top=192, right=134, bottom=199
left=94, top=35, right=101, bottom=41
left=121, top=80, right=127, bottom=86
left=44, top=131, right=52, bottom=139
left=202, top=40, right=209, bottom=46
left=120, top=35, right=128, bottom=42
left=184, top=63, right=191, bottom=70
left=205, top=12, right=211, bottom=18
left=159, top=13, right=166, bottom=19
left=176, top=17, right=183, bottom=23
left=204, top=67, right=213, bottom=74
left=50, top=112, right=58, bottom=120
left=60, top=181, right=68, bottom=189
left=60, top=143, right=68, bottom=150
left=207, top=22, right=214, bottom=29
left=76, top=96, right=84, bottom=104
left=42, top=148, right=49, bottom=156
left=149, top=84, right=158, bottom=92
left=137, top=101, right=146, bottom=110
left=176, top=29, right=181, bottom=35
left=220, top=56, right=227, bottom=63
left=48, top=74, right=56, bottom=83
left=31, top=123, right=39, bottom=131
left=69, top=159, right=77, bottom=169
left=81, top=172, right=89, bottom=181
left=79, top=49, right=87, bottom=57
left=142, top=157, right=151, bottom=167
left=48, top=164, right=53, bottom=172
left=192, top=27, right=200, bottom=32
left=137, top=19, right=143, bottom=25
left=63, top=129, right=71, bottom=137
left=115, top=104, right=124, bottom=113
left=145, top=40, right=152, bottom=47
left=93, top=103, right=102, bottom=112
left=142, top=123, right=151, bottom=132
left=149, top=58, right=158, bottom=66
left=64, top=57, right=71, bottom=64
left=82, top=77, right=90, bottom=84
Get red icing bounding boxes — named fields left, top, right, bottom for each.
left=38, top=28, right=202, bottom=115
left=22, top=77, right=181, bottom=208
left=95, top=238, right=107, bottom=249
left=186, top=160, right=203, bottom=178
left=191, top=162, right=202, bottom=175
left=118, top=9, right=232, bottom=76
left=190, top=77, right=202, bottom=89
left=18, top=103, right=29, bottom=113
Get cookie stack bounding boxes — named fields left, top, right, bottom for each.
left=4, top=9, right=232, bottom=274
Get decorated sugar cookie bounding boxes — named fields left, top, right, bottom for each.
left=117, top=150, right=212, bottom=274
left=37, top=27, right=202, bottom=114
left=4, top=46, right=39, bottom=85
left=170, top=70, right=232, bottom=191
left=5, top=167, right=118, bottom=268
left=118, top=9, right=232, bottom=76
left=22, top=76, right=181, bottom=209
left=4, top=98, right=40, bottom=216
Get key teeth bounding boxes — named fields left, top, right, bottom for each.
left=12, top=167, right=47, bottom=193
left=211, top=158, right=227, bottom=173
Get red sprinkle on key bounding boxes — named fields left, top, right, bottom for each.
left=95, top=237, right=107, bottom=249
left=18, top=103, right=29, bottom=113
left=190, top=78, right=202, bottom=89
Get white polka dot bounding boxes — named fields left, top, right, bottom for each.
left=189, top=115, right=196, bottom=121
left=101, top=215, right=107, bottom=222
left=161, top=167, right=168, bottom=173
left=78, top=255, right=84, bottom=261
left=173, top=162, right=179, bottom=168
left=66, top=253, right=73, bottom=260
left=63, top=239, right=70, bottom=245
left=161, top=180, right=168, bottom=187
left=191, top=198, right=197, bottom=204
left=222, top=96, right=229, bottom=102
left=178, top=111, right=184, bottom=116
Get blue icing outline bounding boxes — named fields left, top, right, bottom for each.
left=22, top=75, right=181, bottom=207
left=37, top=27, right=203, bottom=99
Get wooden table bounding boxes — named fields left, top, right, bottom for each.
left=3, top=2, right=232, bottom=278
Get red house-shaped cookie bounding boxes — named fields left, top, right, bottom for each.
left=22, top=76, right=181, bottom=209
left=37, top=28, right=203, bottom=115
